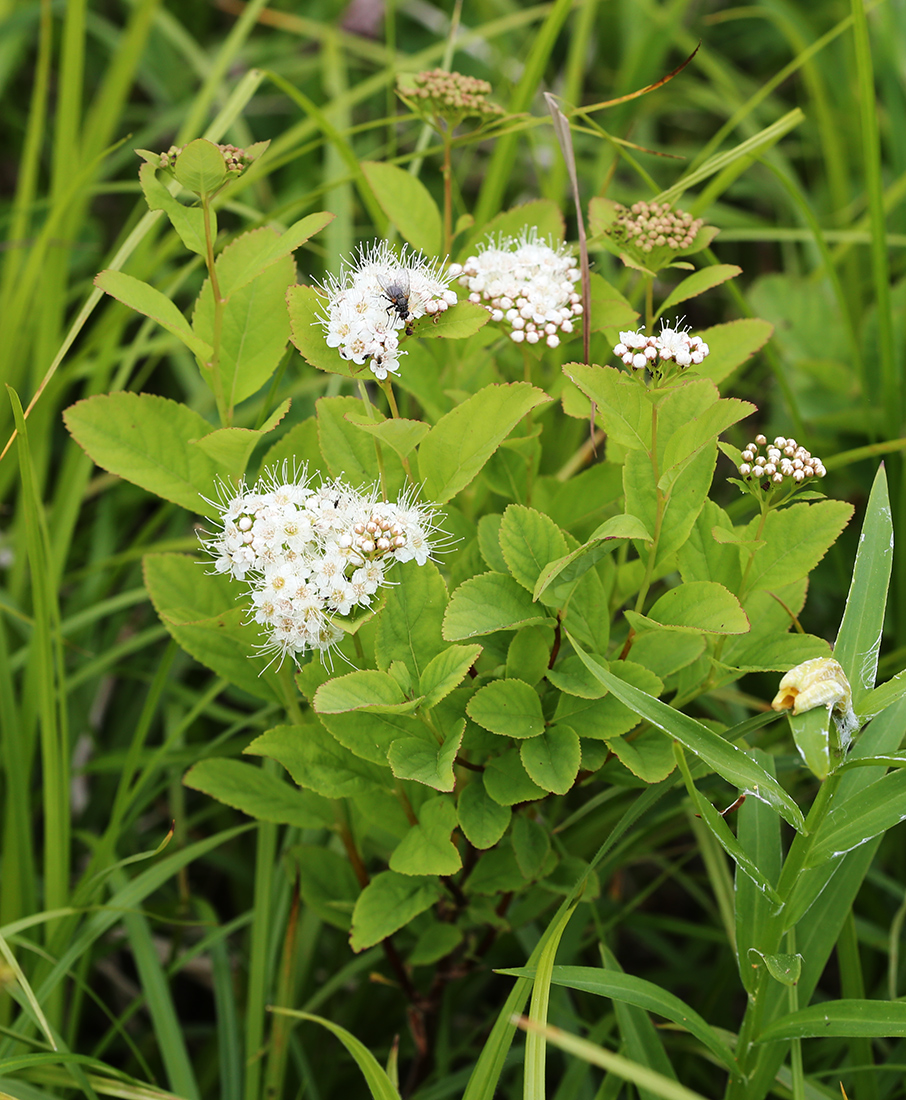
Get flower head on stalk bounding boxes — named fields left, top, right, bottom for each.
left=448, top=229, right=582, bottom=349
left=199, top=464, right=448, bottom=666
left=729, top=433, right=827, bottom=506
left=613, top=320, right=709, bottom=378
left=316, top=242, right=457, bottom=380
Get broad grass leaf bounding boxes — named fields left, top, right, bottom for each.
left=626, top=581, right=749, bottom=635
left=743, top=500, right=853, bottom=593
left=520, top=725, right=581, bottom=794
left=388, top=721, right=464, bottom=792
left=417, top=382, right=549, bottom=502
left=376, top=560, right=449, bottom=678
left=273, top=1010, right=402, bottom=1100
left=389, top=797, right=461, bottom=876
left=246, top=722, right=390, bottom=797
left=64, top=393, right=221, bottom=515
left=362, top=160, right=442, bottom=255
left=349, top=871, right=442, bottom=951
left=183, top=758, right=331, bottom=827
left=834, top=464, right=892, bottom=711
left=444, top=572, right=552, bottom=640
left=287, top=283, right=357, bottom=377
left=457, top=777, right=511, bottom=848
left=193, top=229, right=295, bottom=406
left=467, top=679, right=545, bottom=738
left=95, top=270, right=213, bottom=362
left=498, top=965, right=740, bottom=1078
left=655, top=264, right=741, bottom=317
left=758, top=1000, right=906, bottom=1042
left=173, top=137, right=228, bottom=195
left=142, top=554, right=282, bottom=701
left=787, top=706, right=833, bottom=780
left=687, top=319, right=773, bottom=385
left=420, top=645, right=482, bottom=709
left=805, top=768, right=906, bottom=866
left=563, top=363, right=650, bottom=451
left=567, top=634, right=806, bottom=832
left=499, top=505, right=569, bottom=593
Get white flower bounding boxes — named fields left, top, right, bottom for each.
left=613, top=321, right=710, bottom=372
left=199, top=463, right=447, bottom=665
left=456, top=229, right=581, bottom=346
left=316, top=241, right=457, bottom=380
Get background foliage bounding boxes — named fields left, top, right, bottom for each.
left=2, top=1, right=906, bottom=1099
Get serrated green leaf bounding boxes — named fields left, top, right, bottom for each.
left=687, top=319, right=773, bottom=385
left=294, top=846, right=360, bottom=930
left=191, top=399, right=290, bottom=480
left=362, top=160, right=442, bottom=254
left=588, top=271, right=639, bottom=331
left=183, top=758, right=331, bottom=827
left=350, top=872, right=443, bottom=951
left=320, top=710, right=421, bottom=766
left=313, top=670, right=413, bottom=714
left=245, top=723, right=390, bottom=798
left=417, top=382, right=549, bottom=503
left=609, top=731, right=676, bottom=782
left=390, top=797, right=461, bottom=876
left=376, top=560, right=449, bottom=679
left=444, top=572, right=551, bottom=640
left=287, top=283, right=357, bottom=376
left=420, top=645, right=482, bottom=709
left=220, top=211, right=333, bottom=297
left=520, top=725, right=581, bottom=794
left=64, top=393, right=221, bottom=515
left=655, top=264, right=741, bottom=317
left=467, top=679, right=545, bottom=739
left=139, top=161, right=207, bottom=255
left=460, top=199, right=564, bottom=259
left=506, top=627, right=553, bottom=686
left=143, top=553, right=282, bottom=701
left=498, top=505, right=569, bottom=593
left=534, top=514, right=650, bottom=600
left=95, top=270, right=213, bottom=362
left=743, top=501, right=853, bottom=593
left=627, top=581, right=749, bottom=635
left=388, top=721, right=464, bottom=792
left=173, top=137, right=228, bottom=196
left=563, top=363, right=650, bottom=451
left=317, top=394, right=387, bottom=484
left=457, top=777, right=511, bottom=848
left=567, top=634, right=806, bottom=832
left=193, top=230, right=295, bottom=407
left=345, top=413, right=430, bottom=460
left=511, top=814, right=551, bottom=878
left=410, top=301, right=490, bottom=339
left=484, top=750, right=546, bottom=806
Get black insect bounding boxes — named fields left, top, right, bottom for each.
left=377, top=271, right=415, bottom=335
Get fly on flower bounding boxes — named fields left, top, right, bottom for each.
left=316, top=242, right=457, bottom=381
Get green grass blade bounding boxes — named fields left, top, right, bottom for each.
left=834, top=463, right=892, bottom=713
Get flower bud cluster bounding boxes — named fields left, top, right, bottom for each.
left=737, top=435, right=826, bottom=485
left=407, top=69, right=504, bottom=122
left=608, top=201, right=704, bottom=254
left=158, top=142, right=255, bottom=175
left=613, top=323, right=710, bottom=371
left=201, top=466, right=445, bottom=663
left=448, top=230, right=582, bottom=348
left=317, top=241, right=458, bottom=380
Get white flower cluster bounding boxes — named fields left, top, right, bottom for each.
left=448, top=230, right=582, bottom=348
left=738, top=434, right=826, bottom=485
left=317, top=242, right=458, bottom=381
left=614, top=323, right=710, bottom=371
left=201, top=465, right=444, bottom=663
